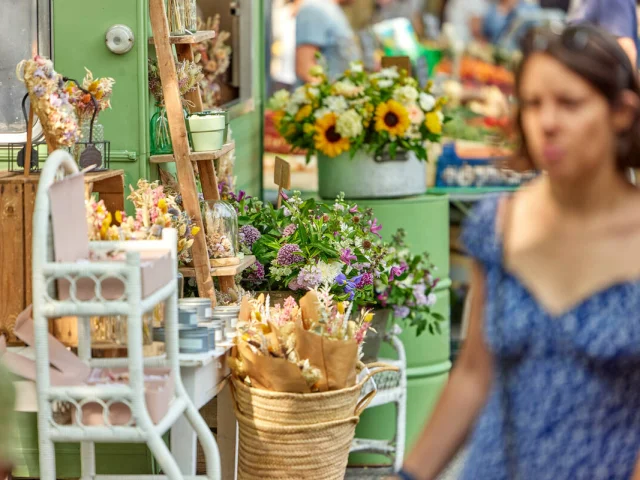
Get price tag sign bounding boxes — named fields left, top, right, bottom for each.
left=381, top=56, right=412, bottom=76
left=274, top=156, right=291, bottom=208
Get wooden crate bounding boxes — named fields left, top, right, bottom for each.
left=0, top=170, right=125, bottom=345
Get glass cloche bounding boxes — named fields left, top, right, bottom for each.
left=202, top=200, right=238, bottom=259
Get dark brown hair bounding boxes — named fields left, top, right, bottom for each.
left=512, top=24, right=640, bottom=171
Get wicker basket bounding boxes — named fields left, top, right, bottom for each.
left=231, top=363, right=396, bottom=480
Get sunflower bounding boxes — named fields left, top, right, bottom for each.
left=314, top=113, right=350, bottom=157
left=272, top=110, right=285, bottom=130
left=375, top=100, right=410, bottom=137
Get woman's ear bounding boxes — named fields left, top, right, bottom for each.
left=612, top=90, right=640, bottom=133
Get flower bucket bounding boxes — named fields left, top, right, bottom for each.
left=317, top=149, right=426, bottom=200
left=187, top=112, right=225, bottom=152
left=360, top=309, right=392, bottom=363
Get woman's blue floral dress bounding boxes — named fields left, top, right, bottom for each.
left=460, top=196, right=640, bottom=480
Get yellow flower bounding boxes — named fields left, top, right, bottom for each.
left=337, top=302, right=345, bottom=314
left=364, top=312, right=374, bottom=323
left=158, top=198, right=168, bottom=213
left=314, top=113, right=350, bottom=158
left=425, top=112, right=442, bottom=134
left=272, top=110, right=285, bottom=130
left=303, top=123, right=315, bottom=135
left=115, top=210, right=123, bottom=224
left=295, top=104, right=313, bottom=122
left=375, top=100, right=410, bottom=137
left=191, top=226, right=200, bottom=236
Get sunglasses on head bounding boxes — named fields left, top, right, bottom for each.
left=521, top=23, right=634, bottom=85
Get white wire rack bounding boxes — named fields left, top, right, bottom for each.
left=32, top=150, right=221, bottom=480
left=350, top=332, right=407, bottom=472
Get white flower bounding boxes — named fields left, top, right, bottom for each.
left=378, top=79, right=393, bottom=89
left=332, top=80, right=363, bottom=98
left=350, top=62, right=364, bottom=73
left=307, top=87, right=320, bottom=99
left=334, top=203, right=345, bottom=212
left=309, top=65, right=324, bottom=77
left=314, top=107, right=331, bottom=119
left=317, top=260, right=343, bottom=285
left=269, top=89, right=290, bottom=110
left=419, top=92, right=436, bottom=111
left=406, top=103, right=425, bottom=125
left=393, top=86, right=419, bottom=105
left=336, top=109, right=363, bottom=139
left=291, top=86, right=308, bottom=105
left=323, top=96, right=349, bottom=114
left=286, top=103, right=300, bottom=116
left=379, top=67, right=400, bottom=79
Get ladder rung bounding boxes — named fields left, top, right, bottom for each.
left=148, top=30, right=216, bottom=45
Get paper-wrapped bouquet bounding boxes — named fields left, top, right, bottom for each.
left=230, top=289, right=373, bottom=393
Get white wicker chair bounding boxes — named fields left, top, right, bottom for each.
left=350, top=330, right=407, bottom=472
left=32, top=150, right=221, bottom=480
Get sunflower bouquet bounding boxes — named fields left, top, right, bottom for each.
left=268, top=62, right=447, bottom=162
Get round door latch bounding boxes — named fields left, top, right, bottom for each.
left=106, top=24, right=135, bottom=55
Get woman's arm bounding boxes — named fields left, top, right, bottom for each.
left=399, top=261, right=494, bottom=480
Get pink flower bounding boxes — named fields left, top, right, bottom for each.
left=407, top=104, right=425, bottom=125
left=340, top=248, right=357, bottom=265
left=349, top=204, right=359, bottom=213
left=368, top=218, right=383, bottom=238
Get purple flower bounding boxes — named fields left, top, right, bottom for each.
left=236, top=190, right=246, bottom=201
left=413, top=283, right=428, bottom=306
left=239, top=225, right=261, bottom=247
left=280, top=190, right=289, bottom=201
left=277, top=243, right=304, bottom=265
left=349, top=204, right=359, bottom=213
left=34, top=67, right=46, bottom=79
left=393, top=305, right=410, bottom=319
left=245, top=261, right=265, bottom=284
left=289, top=266, right=322, bottom=290
left=335, top=273, right=347, bottom=285
left=356, top=272, right=373, bottom=289
left=426, top=293, right=437, bottom=307
left=389, top=263, right=408, bottom=281
left=33, top=85, right=46, bottom=97
left=340, top=248, right=357, bottom=265
left=377, top=291, right=389, bottom=307
left=283, top=207, right=292, bottom=217
left=282, top=223, right=297, bottom=238
left=368, top=218, right=383, bottom=238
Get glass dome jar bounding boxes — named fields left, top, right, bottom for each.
left=202, top=200, right=238, bottom=259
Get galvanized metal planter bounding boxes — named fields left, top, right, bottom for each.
left=317, top=149, right=427, bottom=200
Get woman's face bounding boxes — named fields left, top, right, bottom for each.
left=518, top=53, right=617, bottom=180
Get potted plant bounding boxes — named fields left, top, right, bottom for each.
left=363, top=229, right=445, bottom=361
left=224, top=190, right=390, bottom=305
left=268, top=61, right=447, bottom=199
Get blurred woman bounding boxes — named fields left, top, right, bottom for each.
left=393, top=24, right=640, bottom=480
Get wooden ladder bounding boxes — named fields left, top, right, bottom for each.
left=148, top=0, right=253, bottom=305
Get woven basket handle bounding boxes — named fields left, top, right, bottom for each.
left=357, top=362, right=399, bottom=387
left=355, top=388, right=377, bottom=416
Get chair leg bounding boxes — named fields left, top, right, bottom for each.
left=183, top=399, right=222, bottom=480
left=147, top=431, right=184, bottom=480
left=37, top=438, right=56, bottom=480
left=394, top=395, right=407, bottom=472
left=80, top=441, right=96, bottom=480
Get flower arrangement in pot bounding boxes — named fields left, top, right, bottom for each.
left=268, top=61, right=448, bottom=199
left=362, top=228, right=446, bottom=361
left=226, top=190, right=390, bottom=305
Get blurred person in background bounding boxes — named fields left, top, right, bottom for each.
left=390, top=24, right=640, bottom=480
left=569, top=0, right=638, bottom=67
left=0, top=362, right=16, bottom=480
left=295, top=0, right=362, bottom=83
left=477, top=0, right=540, bottom=44
left=444, top=0, right=490, bottom=43
left=270, top=0, right=302, bottom=92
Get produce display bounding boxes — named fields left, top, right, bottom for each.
left=436, top=57, right=514, bottom=90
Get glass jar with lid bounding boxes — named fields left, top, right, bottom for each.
left=202, top=200, right=238, bottom=259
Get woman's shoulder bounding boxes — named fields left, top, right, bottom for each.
left=461, top=194, right=506, bottom=266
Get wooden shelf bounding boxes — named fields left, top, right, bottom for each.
left=149, top=143, right=235, bottom=164
left=179, top=255, right=256, bottom=278
left=148, top=30, right=216, bottom=45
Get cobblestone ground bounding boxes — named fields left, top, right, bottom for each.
left=344, top=450, right=467, bottom=479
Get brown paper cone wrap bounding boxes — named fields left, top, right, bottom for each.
left=295, top=322, right=358, bottom=392
left=236, top=342, right=311, bottom=393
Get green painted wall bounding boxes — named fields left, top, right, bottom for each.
left=53, top=0, right=149, bottom=192
left=52, top=0, right=263, bottom=199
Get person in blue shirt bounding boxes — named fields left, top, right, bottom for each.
left=569, top=0, right=638, bottom=66
left=295, top=0, right=362, bottom=83
left=481, top=0, right=540, bottom=45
